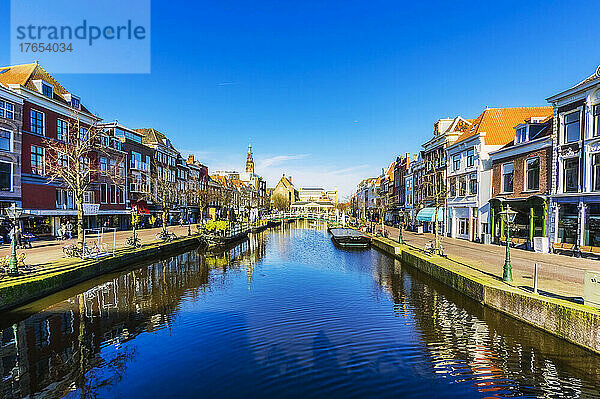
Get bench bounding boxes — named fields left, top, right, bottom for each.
left=552, top=242, right=576, bottom=256
left=579, top=246, right=600, bottom=258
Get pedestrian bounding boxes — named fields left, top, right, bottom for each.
left=66, top=222, right=73, bottom=239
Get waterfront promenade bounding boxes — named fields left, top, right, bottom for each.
left=382, top=226, right=600, bottom=302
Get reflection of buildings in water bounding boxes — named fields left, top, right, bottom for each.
left=0, top=247, right=215, bottom=398
left=376, top=263, right=600, bottom=397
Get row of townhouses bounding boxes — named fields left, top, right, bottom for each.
left=0, top=62, right=269, bottom=238
left=351, top=63, right=600, bottom=253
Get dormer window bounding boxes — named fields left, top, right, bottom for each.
left=71, top=96, right=80, bottom=109
left=515, top=126, right=528, bottom=143
left=42, top=83, right=53, bottom=98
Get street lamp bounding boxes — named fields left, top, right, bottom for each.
left=6, top=203, right=23, bottom=276
left=499, top=205, right=518, bottom=282
left=398, top=212, right=404, bottom=244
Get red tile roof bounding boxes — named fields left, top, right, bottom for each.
left=454, top=107, right=553, bottom=146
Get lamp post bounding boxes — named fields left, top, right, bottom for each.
left=398, top=212, right=404, bottom=244
left=499, top=205, right=517, bottom=282
left=130, top=205, right=139, bottom=244
left=6, top=203, right=23, bottom=276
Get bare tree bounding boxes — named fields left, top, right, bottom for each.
left=272, top=193, right=290, bottom=211
left=144, top=161, right=178, bottom=232
left=44, top=114, right=125, bottom=249
left=421, top=158, right=447, bottom=254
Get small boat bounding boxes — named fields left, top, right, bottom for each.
left=329, top=228, right=371, bottom=248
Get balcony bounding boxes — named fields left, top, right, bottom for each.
left=130, top=160, right=150, bottom=172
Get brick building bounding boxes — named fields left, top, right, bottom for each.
left=488, top=116, right=553, bottom=248
left=0, top=85, right=24, bottom=213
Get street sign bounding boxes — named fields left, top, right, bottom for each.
left=584, top=271, right=600, bottom=308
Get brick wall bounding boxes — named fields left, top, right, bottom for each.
left=491, top=146, right=552, bottom=199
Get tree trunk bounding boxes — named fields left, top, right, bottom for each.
left=77, top=193, right=85, bottom=249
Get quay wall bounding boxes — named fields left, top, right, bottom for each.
left=371, top=237, right=600, bottom=354
left=0, top=237, right=204, bottom=312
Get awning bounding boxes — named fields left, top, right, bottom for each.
left=130, top=200, right=150, bottom=215
left=416, top=207, right=443, bottom=222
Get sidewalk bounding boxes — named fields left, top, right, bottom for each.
left=0, top=225, right=193, bottom=280
left=382, top=226, right=600, bottom=301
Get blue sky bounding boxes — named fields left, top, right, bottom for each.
left=1, top=0, right=599, bottom=197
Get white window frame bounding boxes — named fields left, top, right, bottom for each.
left=453, top=154, right=461, bottom=171
left=56, top=118, right=68, bottom=142
left=525, top=156, right=540, bottom=192
left=561, top=108, right=582, bottom=145
left=31, top=145, right=45, bottom=175
left=501, top=162, right=514, bottom=193
left=0, top=160, right=13, bottom=192
left=0, top=99, right=15, bottom=119
left=41, top=82, right=53, bottom=98
left=0, top=128, right=13, bottom=152
left=562, top=156, right=580, bottom=193
left=30, top=109, right=45, bottom=136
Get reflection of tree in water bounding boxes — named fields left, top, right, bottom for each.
left=0, top=237, right=269, bottom=399
left=374, top=261, right=600, bottom=398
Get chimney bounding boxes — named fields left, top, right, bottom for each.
left=288, top=176, right=292, bottom=184
left=187, top=154, right=195, bottom=164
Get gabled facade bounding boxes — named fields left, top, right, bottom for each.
left=489, top=116, right=553, bottom=248
left=547, top=64, right=600, bottom=248
left=393, top=153, right=410, bottom=224
left=0, top=85, right=24, bottom=212
left=446, top=107, right=553, bottom=242
left=272, top=174, right=298, bottom=210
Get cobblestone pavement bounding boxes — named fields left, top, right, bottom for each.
left=379, top=225, right=600, bottom=301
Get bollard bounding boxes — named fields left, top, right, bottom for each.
left=533, top=263, right=539, bottom=294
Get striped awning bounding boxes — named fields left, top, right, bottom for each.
left=416, top=207, right=443, bottom=222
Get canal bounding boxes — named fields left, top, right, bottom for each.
left=1, top=223, right=600, bottom=398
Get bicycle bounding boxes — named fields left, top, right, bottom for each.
left=126, top=236, right=142, bottom=248
left=155, top=230, right=177, bottom=242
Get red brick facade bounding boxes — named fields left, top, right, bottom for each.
left=491, top=146, right=552, bottom=199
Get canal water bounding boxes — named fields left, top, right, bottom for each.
left=1, top=223, right=600, bottom=398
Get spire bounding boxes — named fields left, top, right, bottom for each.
left=246, top=140, right=254, bottom=174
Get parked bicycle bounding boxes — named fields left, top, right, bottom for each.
left=155, top=230, right=177, bottom=242
left=126, top=236, right=142, bottom=248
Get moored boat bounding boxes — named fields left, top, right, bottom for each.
left=329, top=228, right=371, bottom=248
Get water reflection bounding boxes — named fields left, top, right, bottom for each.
left=0, top=226, right=599, bottom=398
left=0, top=234, right=267, bottom=399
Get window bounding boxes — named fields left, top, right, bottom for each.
left=526, top=157, right=540, bottom=191
left=0, top=129, right=11, bottom=151
left=0, top=162, right=11, bottom=191
left=595, top=105, right=600, bottom=138
left=79, top=127, right=88, bottom=141
left=100, top=134, right=109, bottom=147
left=71, top=97, right=80, bottom=109
left=469, top=172, right=477, bottom=195
left=593, top=154, right=600, bottom=192
left=449, top=178, right=456, bottom=197
left=100, top=183, right=107, bottom=203
left=515, top=126, right=527, bottom=143
left=30, top=109, right=45, bottom=135
left=110, top=159, right=116, bottom=175
left=57, top=119, right=68, bottom=142
left=118, top=161, right=125, bottom=177
left=58, top=152, right=68, bottom=167
left=0, top=100, right=14, bottom=119
left=83, top=191, right=94, bottom=203
left=459, top=176, right=466, bottom=196
left=564, top=111, right=580, bottom=143
left=99, top=157, right=107, bottom=174
left=563, top=158, right=579, bottom=193
left=31, top=145, right=44, bottom=175
left=110, top=184, right=116, bottom=204
left=502, top=163, right=514, bottom=193
left=42, top=83, right=53, bottom=98
left=466, top=148, right=474, bottom=167
left=453, top=154, right=460, bottom=171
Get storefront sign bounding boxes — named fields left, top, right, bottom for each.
left=584, top=271, right=600, bottom=308
left=83, top=203, right=100, bottom=216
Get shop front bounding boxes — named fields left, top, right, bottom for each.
left=489, top=196, right=548, bottom=249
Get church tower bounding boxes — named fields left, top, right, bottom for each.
left=245, top=141, right=255, bottom=174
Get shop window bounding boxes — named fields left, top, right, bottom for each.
left=586, top=204, right=600, bottom=247
left=502, top=163, right=514, bottom=193
left=564, top=111, right=580, bottom=143
left=558, top=204, right=578, bottom=244
left=594, top=154, right=600, bottom=192
left=563, top=158, right=579, bottom=193
left=526, top=157, right=540, bottom=191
